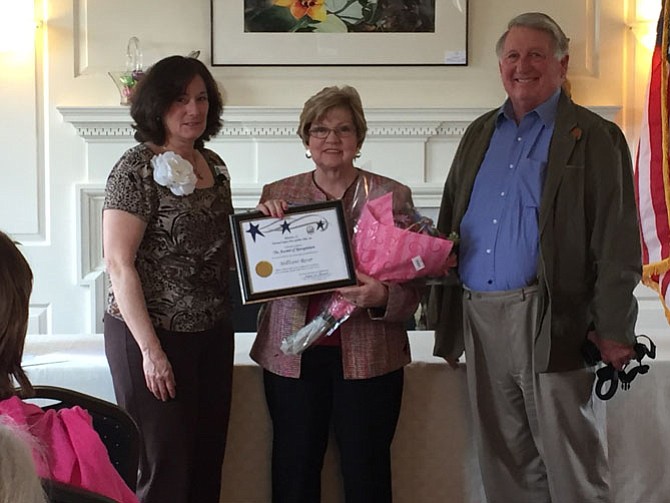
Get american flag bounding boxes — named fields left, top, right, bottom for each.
left=635, top=0, right=670, bottom=322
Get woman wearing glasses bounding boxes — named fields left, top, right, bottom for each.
left=252, top=85, right=421, bottom=503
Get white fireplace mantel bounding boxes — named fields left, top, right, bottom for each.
left=59, top=104, right=621, bottom=333
left=59, top=105, right=500, bottom=139
left=58, top=105, right=620, bottom=140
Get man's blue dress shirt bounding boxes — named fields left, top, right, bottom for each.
left=459, top=91, right=560, bottom=291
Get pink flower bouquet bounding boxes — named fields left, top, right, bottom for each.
left=280, top=192, right=456, bottom=356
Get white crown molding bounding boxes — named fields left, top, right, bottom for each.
left=58, top=105, right=621, bottom=140
left=58, top=106, right=488, bottom=140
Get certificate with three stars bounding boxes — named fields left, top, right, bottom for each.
left=229, top=200, right=357, bottom=304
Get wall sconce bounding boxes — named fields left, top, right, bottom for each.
left=0, top=1, right=37, bottom=53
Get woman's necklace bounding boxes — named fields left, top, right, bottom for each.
left=312, top=169, right=359, bottom=200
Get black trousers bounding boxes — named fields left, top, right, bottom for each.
left=263, top=346, right=404, bottom=503
left=104, top=313, right=234, bottom=503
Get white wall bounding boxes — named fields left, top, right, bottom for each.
left=1, top=0, right=666, bottom=337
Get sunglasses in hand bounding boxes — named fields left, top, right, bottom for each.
left=581, top=335, right=656, bottom=401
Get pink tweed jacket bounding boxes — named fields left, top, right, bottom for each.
left=250, top=169, right=421, bottom=379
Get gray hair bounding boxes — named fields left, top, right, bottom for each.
left=495, top=12, right=570, bottom=59
left=0, top=420, right=47, bottom=503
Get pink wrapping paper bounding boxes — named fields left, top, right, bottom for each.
left=354, top=192, right=454, bottom=281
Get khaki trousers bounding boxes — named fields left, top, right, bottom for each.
left=462, top=286, right=609, bottom=503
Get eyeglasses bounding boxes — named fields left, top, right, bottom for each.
left=308, top=125, right=356, bottom=139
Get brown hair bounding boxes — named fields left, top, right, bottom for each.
left=0, top=231, right=34, bottom=399
left=130, top=55, right=224, bottom=149
left=298, top=85, right=368, bottom=149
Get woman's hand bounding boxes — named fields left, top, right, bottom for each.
left=337, top=272, right=389, bottom=309
left=256, top=199, right=289, bottom=218
left=141, top=346, right=176, bottom=401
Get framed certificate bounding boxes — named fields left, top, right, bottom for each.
left=230, top=200, right=357, bottom=304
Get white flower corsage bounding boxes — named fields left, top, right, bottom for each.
left=151, top=151, right=197, bottom=196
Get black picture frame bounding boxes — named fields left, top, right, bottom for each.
left=230, top=200, right=357, bottom=304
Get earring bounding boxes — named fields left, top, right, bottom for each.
left=305, top=149, right=312, bottom=159
left=355, top=150, right=361, bottom=159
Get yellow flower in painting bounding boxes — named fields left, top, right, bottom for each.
left=274, top=0, right=327, bottom=22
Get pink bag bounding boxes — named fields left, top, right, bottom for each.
left=354, top=192, right=454, bottom=281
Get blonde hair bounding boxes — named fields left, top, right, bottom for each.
left=0, top=230, right=34, bottom=399
left=0, top=420, right=47, bottom=503
left=297, top=85, right=368, bottom=149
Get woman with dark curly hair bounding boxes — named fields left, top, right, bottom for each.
left=102, top=55, right=234, bottom=503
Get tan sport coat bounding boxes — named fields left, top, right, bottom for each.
left=428, top=91, right=641, bottom=372
left=250, top=169, right=422, bottom=379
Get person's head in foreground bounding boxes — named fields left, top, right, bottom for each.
left=0, top=419, right=47, bottom=503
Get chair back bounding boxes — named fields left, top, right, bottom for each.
left=30, top=385, right=140, bottom=491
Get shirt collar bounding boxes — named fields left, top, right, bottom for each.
left=496, top=89, right=561, bottom=127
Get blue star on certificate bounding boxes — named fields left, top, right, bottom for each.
left=281, top=221, right=291, bottom=234
left=316, top=220, right=326, bottom=230
left=246, top=222, right=264, bottom=242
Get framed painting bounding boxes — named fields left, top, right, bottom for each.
left=211, top=0, right=468, bottom=66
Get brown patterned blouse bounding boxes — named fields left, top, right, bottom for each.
left=103, top=143, right=234, bottom=332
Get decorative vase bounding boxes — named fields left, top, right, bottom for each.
left=109, top=37, right=144, bottom=105
left=108, top=70, right=144, bottom=105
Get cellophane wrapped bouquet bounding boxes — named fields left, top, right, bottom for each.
left=280, top=177, right=457, bottom=355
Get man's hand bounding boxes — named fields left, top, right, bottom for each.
left=587, top=331, right=635, bottom=371
left=443, top=356, right=460, bottom=369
